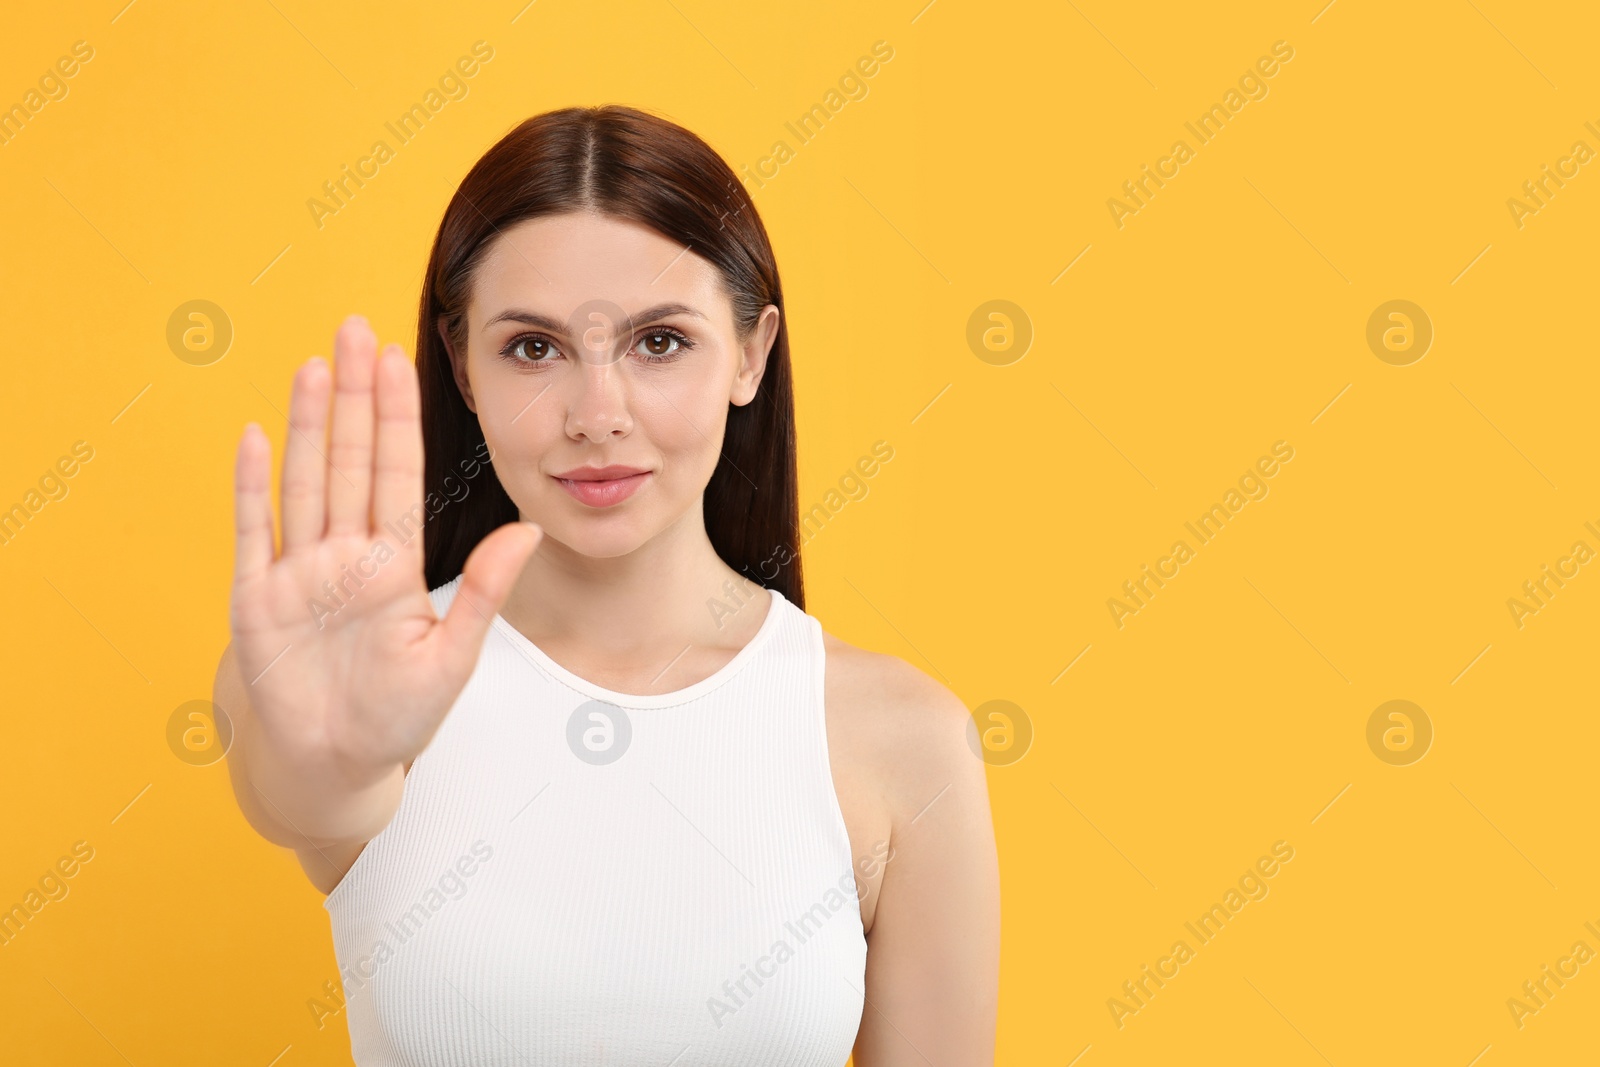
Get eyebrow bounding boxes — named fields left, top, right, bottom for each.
left=482, top=302, right=707, bottom=333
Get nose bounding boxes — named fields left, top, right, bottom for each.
left=564, top=355, right=632, bottom=442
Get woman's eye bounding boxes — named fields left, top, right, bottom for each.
left=507, top=336, right=559, bottom=363
left=636, top=331, right=682, bottom=358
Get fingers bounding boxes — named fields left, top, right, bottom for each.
left=280, top=357, right=331, bottom=554
left=371, top=343, right=424, bottom=552
left=234, top=422, right=277, bottom=582
left=326, top=316, right=379, bottom=537
left=439, top=522, right=544, bottom=665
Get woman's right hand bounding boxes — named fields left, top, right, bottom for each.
left=229, top=315, right=541, bottom=790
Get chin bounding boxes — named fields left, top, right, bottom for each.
left=539, top=509, right=660, bottom=559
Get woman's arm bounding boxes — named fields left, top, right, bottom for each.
left=852, top=661, right=1001, bottom=1066
left=213, top=637, right=406, bottom=853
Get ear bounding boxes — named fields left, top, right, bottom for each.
left=730, top=304, right=780, bottom=407
left=437, top=315, right=476, bottom=414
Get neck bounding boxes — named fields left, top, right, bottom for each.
left=499, top=503, right=772, bottom=664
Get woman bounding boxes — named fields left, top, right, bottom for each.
left=215, top=104, right=998, bottom=1065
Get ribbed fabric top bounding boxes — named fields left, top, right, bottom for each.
left=323, top=574, right=867, bottom=1066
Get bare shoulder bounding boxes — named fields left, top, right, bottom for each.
left=820, top=631, right=969, bottom=732
left=819, top=629, right=1000, bottom=1061
left=819, top=629, right=984, bottom=824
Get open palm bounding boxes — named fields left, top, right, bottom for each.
left=229, top=315, right=539, bottom=784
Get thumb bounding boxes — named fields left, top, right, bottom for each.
left=438, top=521, right=543, bottom=664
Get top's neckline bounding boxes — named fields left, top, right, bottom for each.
left=485, top=585, right=786, bottom=709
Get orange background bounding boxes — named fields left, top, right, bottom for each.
left=1, top=1, right=1597, bottom=1063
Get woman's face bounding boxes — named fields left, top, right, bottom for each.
left=444, top=210, right=779, bottom=559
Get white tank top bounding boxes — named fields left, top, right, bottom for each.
left=323, top=574, right=867, bottom=1065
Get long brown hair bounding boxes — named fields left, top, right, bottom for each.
left=413, top=105, right=804, bottom=609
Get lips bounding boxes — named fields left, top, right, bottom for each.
left=550, top=466, right=651, bottom=507
left=551, top=465, right=649, bottom=481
